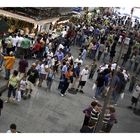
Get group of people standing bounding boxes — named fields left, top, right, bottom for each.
left=0, top=8, right=140, bottom=133
left=80, top=100, right=117, bottom=133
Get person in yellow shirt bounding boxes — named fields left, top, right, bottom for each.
left=0, top=51, right=16, bottom=80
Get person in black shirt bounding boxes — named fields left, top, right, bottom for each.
left=95, top=73, right=105, bottom=98
left=27, top=63, right=39, bottom=84
left=102, top=64, right=111, bottom=76
left=26, top=63, right=39, bottom=98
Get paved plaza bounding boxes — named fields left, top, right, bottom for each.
left=0, top=46, right=140, bottom=133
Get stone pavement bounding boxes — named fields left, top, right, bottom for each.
left=0, top=46, right=140, bottom=133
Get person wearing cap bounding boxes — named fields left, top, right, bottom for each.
left=76, top=65, right=89, bottom=93
left=26, top=63, right=39, bottom=98
left=0, top=51, right=16, bottom=80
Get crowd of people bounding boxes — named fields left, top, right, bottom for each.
left=0, top=8, right=140, bottom=133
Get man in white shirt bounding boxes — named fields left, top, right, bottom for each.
left=61, top=28, right=67, bottom=38
left=75, top=56, right=83, bottom=66
left=16, top=34, right=24, bottom=58
left=12, top=34, right=18, bottom=53
left=76, top=65, right=89, bottom=93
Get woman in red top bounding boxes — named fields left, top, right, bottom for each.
left=32, top=40, right=42, bottom=59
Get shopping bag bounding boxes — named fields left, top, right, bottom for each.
left=16, top=90, right=21, bottom=102
left=121, top=92, right=125, bottom=99
left=92, top=83, right=96, bottom=91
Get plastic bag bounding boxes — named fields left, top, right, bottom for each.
left=121, top=92, right=125, bottom=99
left=16, top=90, right=21, bottom=102
left=92, top=83, right=96, bottom=91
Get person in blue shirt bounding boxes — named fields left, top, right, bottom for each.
left=58, top=61, right=69, bottom=90
left=55, top=49, right=64, bottom=61
left=81, top=47, right=87, bottom=63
